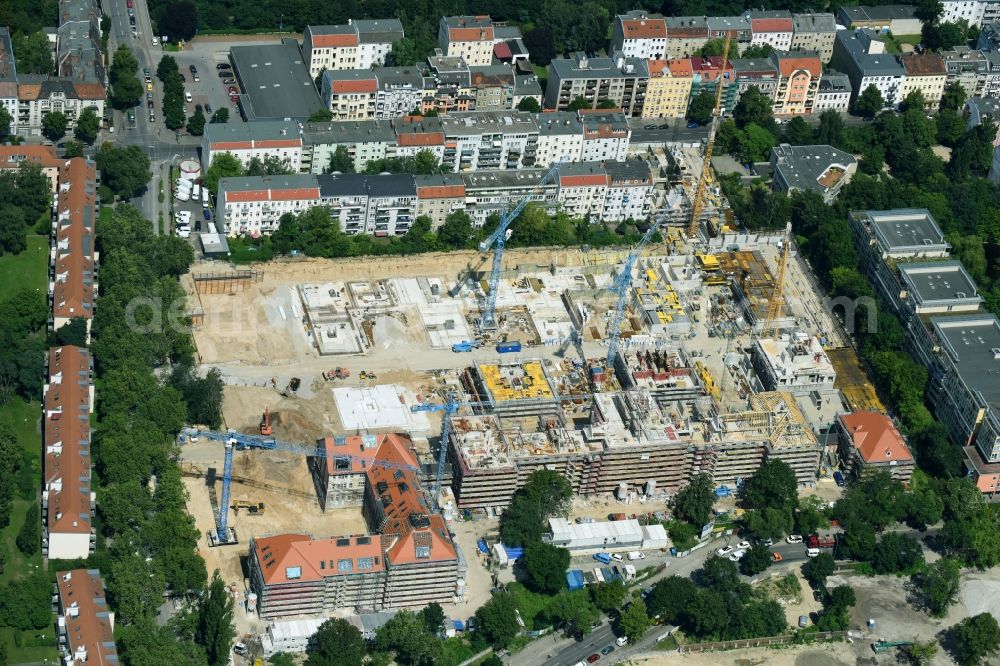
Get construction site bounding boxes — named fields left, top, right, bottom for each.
left=176, top=44, right=869, bottom=636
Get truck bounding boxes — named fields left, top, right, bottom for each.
left=496, top=341, right=521, bottom=354
left=322, top=367, right=350, bottom=380
left=608, top=512, right=627, bottom=521
left=452, top=341, right=477, bottom=353
left=593, top=552, right=612, bottom=564
left=807, top=534, right=837, bottom=548
left=191, top=182, right=201, bottom=199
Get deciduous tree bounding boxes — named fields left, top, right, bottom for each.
left=853, top=84, right=884, bottom=118
left=196, top=571, right=235, bottom=666
left=474, top=591, right=520, bottom=648
left=802, top=553, right=835, bottom=588
left=618, top=598, right=650, bottom=642
left=42, top=111, right=68, bottom=141
left=524, top=541, right=571, bottom=594
left=916, top=558, right=961, bottom=617
left=306, top=618, right=366, bottom=666
left=672, top=473, right=714, bottom=527
left=953, top=613, right=1000, bottom=666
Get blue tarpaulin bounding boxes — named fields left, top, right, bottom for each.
left=566, top=570, right=585, bottom=591
left=453, top=619, right=465, bottom=631
left=477, top=539, right=489, bottom=554
left=503, top=545, right=524, bottom=560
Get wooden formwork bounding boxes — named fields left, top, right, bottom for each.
left=192, top=269, right=263, bottom=294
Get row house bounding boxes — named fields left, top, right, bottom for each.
left=791, top=13, right=838, bottom=62
left=815, top=72, right=853, bottom=111
left=217, top=174, right=323, bottom=236
left=642, top=59, right=694, bottom=118
left=43, top=346, right=96, bottom=560
left=545, top=52, right=649, bottom=116
left=51, top=157, right=97, bottom=334
left=746, top=11, right=794, bottom=52
left=438, top=16, right=497, bottom=66
left=772, top=52, right=822, bottom=115
left=900, top=52, right=947, bottom=108
left=201, top=120, right=303, bottom=172
left=55, top=570, right=118, bottom=665
left=302, top=20, right=404, bottom=78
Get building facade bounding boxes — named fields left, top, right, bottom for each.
left=202, top=120, right=303, bottom=171
left=771, top=52, right=822, bottom=115
left=438, top=16, right=496, bottom=66
left=836, top=411, right=915, bottom=482
left=612, top=11, right=669, bottom=59
left=545, top=53, right=650, bottom=116
left=642, top=59, right=694, bottom=118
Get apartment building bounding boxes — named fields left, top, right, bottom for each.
left=731, top=58, right=779, bottom=102
left=217, top=175, right=323, bottom=236
left=469, top=65, right=516, bottom=110
left=707, top=15, right=753, bottom=43
left=580, top=112, right=631, bottom=162
left=943, top=47, right=1000, bottom=98
left=602, top=160, right=653, bottom=222
left=438, top=16, right=496, bottom=66
left=56, top=0, right=105, bottom=85
left=836, top=5, right=923, bottom=34
left=831, top=28, right=906, bottom=109
left=612, top=11, right=669, bottom=59
left=965, top=96, right=1000, bottom=183
left=815, top=72, right=852, bottom=110
left=414, top=174, right=466, bottom=227
left=900, top=52, right=947, bottom=108
left=749, top=333, right=837, bottom=396
left=545, top=52, right=650, bottom=116
left=791, top=13, right=838, bottom=62
left=0, top=29, right=16, bottom=135
left=747, top=10, right=794, bottom=52
left=250, top=433, right=459, bottom=619
left=0, top=144, right=62, bottom=194
left=555, top=162, right=609, bottom=219
left=642, top=59, right=694, bottom=118
left=55, top=569, right=117, bottom=665
left=302, top=20, right=404, bottom=78
left=664, top=16, right=711, bottom=58
left=438, top=110, right=539, bottom=171
left=771, top=52, right=822, bottom=115
left=689, top=56, right=738, bottom=115
left=365, top=175, right=417, bottom=236
left=321, top=70, right=378, bottom=120
left=202, top=120, right=303, bottom=172
left=51, top=158, right=97, bottom=334
left=461, top=168, right=559, bottom=225
left=43, top=347, right=96, bottom=560
left=300, top=119, right=396, bottom=174
left=392, top=115, right=446, bottom=165
left=944, top=0, right=1000, bottom=25
left=535, top=111, right=585, bottom=166
left=770, top=143, right=857, bottom=202
left=836, top=412, right=915, bottom=483
left=16, top=79, right=105, bottom=136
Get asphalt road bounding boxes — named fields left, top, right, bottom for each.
left=627, top=117, right=710, bottom=145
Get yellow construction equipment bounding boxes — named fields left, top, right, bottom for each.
left=231, top=501, right=265, bottom=515
left=688, top=34, right=732, bottom=239
left=764, top=222, right=793, bottom=338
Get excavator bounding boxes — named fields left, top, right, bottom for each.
left=231, top=501, right=265, bottom=515
left=259, top=408, right=273, bottom=436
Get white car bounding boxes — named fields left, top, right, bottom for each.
left=728, top=549, right=746, bottom=562
left=806, top=547, right=820, bottom=558
left=786, top=534, right=803, bottom=544
left=616, top=636, right=628, bottom=647
left=184, top=91, right=193, bottom=103
left=611, top=553, right=623, bottom=562
left=716, top=545, right=735, bottom=556
left=736, top=540, right=751, bottom=550
left=152, top=36, right=159, bottom=46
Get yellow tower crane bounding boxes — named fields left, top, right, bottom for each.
left=764, top=222, right=793, bottom=338
left=687, top=34, right=732, bottom=239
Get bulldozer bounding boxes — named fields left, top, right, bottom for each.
left=231, top=501, right=265, bottom=516
left=259, top=408, right=273, bottom=436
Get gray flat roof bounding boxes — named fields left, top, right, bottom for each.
left=860, top=208, right=947, bottom=251
left=771, top=143, right=856, bottom=194
left=318, top=173, right=368, bottom=197
left=301, top=119, right=396, bottom=145
left=835, top=29, right=906, bottom=77
left=819, top=72, right=852, bottom=92
left=932, top=314, right=1000, bottom=410
left=899, top=261, right=983, bottom=306
left=439, top=111, right=537, bottom=135
left=732, top=58, right=778, bottom=75
left=219, top=174, right=319, bottom=194
left=549, top=54, right=649, bottom=80
left=604, top=159, right=652, bottom=184
left=706, top=15, right=751, bottom=31
left=353, top=19, right=404, bottom=43
left=537, top=111, right=583, bottom=136
left=230, top=41, right=324, bottom=121
left=793, top=12, right=837, bottom=33
left=463, top=168, right=550, bottom=189
left=366, top=174, right=417, bottom=198
left=205, top=119, right=300, bottom=145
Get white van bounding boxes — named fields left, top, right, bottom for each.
left=616, top=636, right=628, bottom=646
left=806, top=547, right=820, bottom=558
left=202, top=188, right=210, bottom=208
left=191, top=183, right=200, bottom=198
left=627, top=551, right=645, bottom=561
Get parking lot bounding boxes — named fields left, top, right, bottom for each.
left=166, top=47, right=238, bottom=121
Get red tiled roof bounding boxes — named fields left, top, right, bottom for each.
left=56, top=570, right=117, bottom=665
left=622, top=18, right=667, bottom=39
left=226, top=190, right=269, bottom=203
left=45, top=346, right=92, bottom=537
left=647, top=59, right=669, bottom=76
left=0, top=145, right=61, bottom=171
left=839, top=412, right=913, bottom=464
left=777, top=55, right=821, bottom=78
left=398, top=132, right=444, bottom=147
left=74, top=83, right=106, bottom=99
left=270, top=187, right=320, bottom=201
left=18, top=83, right=41, bottom=100
left=493, top=43, right=512, bottom=60
left=212, top=141, right=254, bottom=151
left=313, top=33, right=359, bottom=48
left=449, top=26, right=494, bottom=42
left=417, top=184, right=465, bottom=199
left=751, top=17, right=793, bottom=32
left=53, top=158, right=96, bottom=322
left=253, top=533, right=385, bottom=585
left=668, top=59, right=693, bottom=77
left=385, top=514, right=456, bottom=564
left=561, top=173, right=609, bottom=187
left=332, top=79, right=377, bottom=94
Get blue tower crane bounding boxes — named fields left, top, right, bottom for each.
left=605, top=221, right=665, bottom=370
left=408, top=392, right=459, bottom=510
left=183, top=428, right=418, bottom=546
left=478, top=163, right=563, bottom=330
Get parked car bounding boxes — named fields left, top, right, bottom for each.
left=833, top=470, right=845, bottom=487
left=227, top=86, right=239, bottom=94
left=587, top=655, right=600, bottom=663
left=218, top=71, right=231, bottom=78
left=728, top=549, right=746, bottom=562
left=644, top=124, right=657, bottom=130
left=786, top=534, right=803, bottom=544
left=151, top=36, right=159, bottom=46
left=616, top=637, right=628, bottom=647
left=217, top=63, right=232, bottom=70
left=230, top=94, right=240, bottom=103
left=716, top=545, right=734, bottom=556
left=687, top=122, right=700, bottom=128
left=223, top=77, right=236, bottom=84
left=184, top=91, right=193, bottom=102
left=772, top=552, right=783, bottom=562
left=736, top=541, right=750, bottom=550
left=205, top=103, right=212, bottom=114
left=806, top=547, right=820, bottom=558
left=601, top=646, right=615, bottom=655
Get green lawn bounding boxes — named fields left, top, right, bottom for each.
left=0, top=235, right=48, bottom=295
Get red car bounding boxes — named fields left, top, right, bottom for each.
left=229, top=94, right=239, bottom=103
left=587, top=655, right=600, bottom=663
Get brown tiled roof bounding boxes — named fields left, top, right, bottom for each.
left=776, top=54, right=821, bottom=77
left=902, top=52, right=946, bottom=76
left=313, top=33, right=359, bottom=48
left=52, top=158, right=96, bottom=321
left=397, top=132, right=445, bottom=147
left=45, top=346, right=93, bottom=536
left=751, top=17, right=793, bottom=32
left=0, top=145, right=61, bottom=171
left=622, top=18, right=668, bottom=39
left=253, top=533, right=385, bottom=584
left=839, top=411, right=913, bottom=464
left=449, top=26, right=494, bottom=42
left=73, top=82, right=106, bottom=99
left=18, top=83, right=41, bottom=100
left=56, top=569, right=117, bottom=665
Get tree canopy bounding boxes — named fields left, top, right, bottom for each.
left=306, top=618, right=367, bottom=666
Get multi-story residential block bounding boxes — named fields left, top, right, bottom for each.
left=300, top=119, right=396, bottom=174
left=373, top=67, right=426, bottom=118
left=690, top=56, right=738, bottom=114
left=731, top=58, right=779, bottom=103
left=57, top=0, right=105, bottom=85
left=461, top=169, right=559, bottom=225
left=612, top=11, right=669, bottom=59
left=849, top=208, right=950, bottom=265
left=202, top=120, right=303, bottom=172
left=218, top=175, right=323, bottom=236
left=707, top=15, right=753, bottom=44
left=771, top=51, right=822, bottom=114
left=580, top=112, right=631, bottom=162
left=836, top=412, right=915, bottom=483
left=423, top=55, right=475, bottom=115
left=831, top=29, right=906, bottom=109
left=944, top=0, right=1000, bottom=26
left=469, top=65, right=517, bottom=111
left=555, top=162, right=609, bottom=219
left=438, top=110, right=538, bottom=171
left=44, top=347, right=96, bottom=560
left=438, top=16, right=496, bottom=66
left=0, top=144, right=62, bottom=194
left=302, top=20, right=404, bottom=78
left=16, top=79, right=106, bottom=136
left=252, top=433, right=460, bottom=619
left=321, top=70, right=378, bottom=120
left=392, top=115, right=446, bottom=163
left=545, top=53, right=649, bottom=116
left=0, top=29, right=17, bottom=135
left=55, top=569, right=118, bottom=665
left=365, top=175, right=417, bottom=236
left=535, top=111, right=585, bottom=166
left=943, top=47, right=991, bottom=96
left=900, top=52, right=947, bottom=107
left=414, top=174, right=466, bottom=227
left=770, top=143, right=857, bottom=202
left=791, top=13, right=838, bottom=62
left=602, top=160, right=653, bottom=222
left=319, top=173, right=372, bottom=236
left=746, top=10, right=794, bottom=52
left=513, top=74, right=544, bottom=109
left=642, top=59, right=694, bottom=118
left=664, top=16, right=710, bottom=58
left=979, top=20, right=1000, bottom=50
left=51, top=157, right=97, bottom=334
left=836, top=5, right=923, bottom=35
left=749, top=333, right=837, bottom=396
left=815, top=71, right=853, bottom=110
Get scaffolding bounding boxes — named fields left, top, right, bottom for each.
left=192, top=270, right=263, bottom=294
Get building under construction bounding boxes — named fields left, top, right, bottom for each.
left=747, top=332, right=837, bottom=396
left=461, top=360, right=566, bottom=417
left=716, top=250, right=795, bottom=333
left=612, top=347, right=706, bottom=406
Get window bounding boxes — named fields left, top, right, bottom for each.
left=357, top=556, right=375, bottom=570
left=337, top=559, right=353, bottom=572
left=415, top=546, right=431, bottom=559
left=285, top=566, right=302, bottom=579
